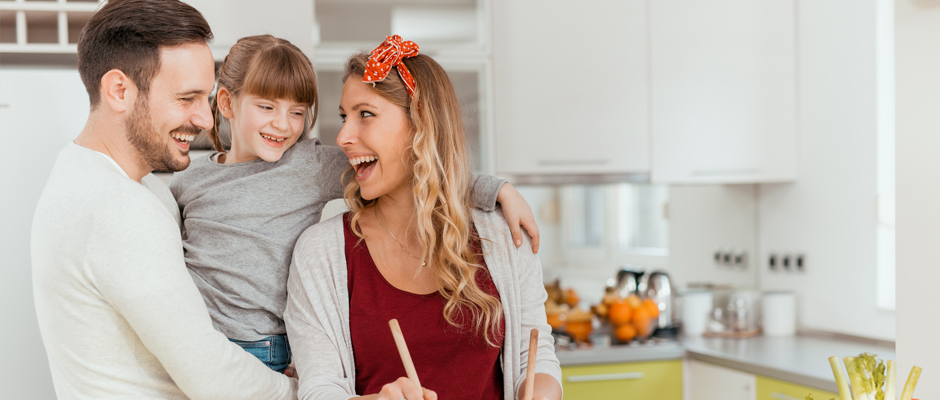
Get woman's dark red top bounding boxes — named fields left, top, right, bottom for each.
left=344, top=213, right=505, bottom=400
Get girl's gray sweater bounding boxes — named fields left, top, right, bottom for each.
left=284, top=208, right=562, bottom=400
left=170, top=139, right=506, bottom=341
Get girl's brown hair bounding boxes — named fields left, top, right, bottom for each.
left=342, top=52, right=503, bottom=347
left=207, top=35, right=318, bottom=151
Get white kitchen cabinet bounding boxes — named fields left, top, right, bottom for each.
left=493, top=0, right=650, bottom=177
left=650, top=0, right=797, bottom=184
left=185, top=0, right=315, bottom=60
left=687, top=359, right=757, bottom=400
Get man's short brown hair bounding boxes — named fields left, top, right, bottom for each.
left=77, top=0, right=213, bottom=108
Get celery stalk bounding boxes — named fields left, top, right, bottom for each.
left=885, top=361, right=896, bottom=400
left=899, top=366, right=922, bottom=400
left=829, top=356, right=853, bottom=400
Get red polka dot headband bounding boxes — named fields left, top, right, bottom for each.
left=363, top=35, right=420, bottom=98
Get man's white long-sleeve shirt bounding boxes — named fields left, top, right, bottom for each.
left=31, top=143, right=297, bottom=399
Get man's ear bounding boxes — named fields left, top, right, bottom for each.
left=217, top=86, right=235, bottom=119
left=100, top=69, right=136, bottom=113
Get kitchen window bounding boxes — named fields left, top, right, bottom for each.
left=562, top=183, right=670, bottom=268
left=875, top=0, right=895, bottom=311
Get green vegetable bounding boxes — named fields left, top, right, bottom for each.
left=829, top=356, right=853, bottom=400
left=900, top=366, right=922, bottom=400
left=845, top=357, right=874, bottom=400
left=885, top=361, right=896, bottom=400
left=815, top=353, right=921, bottom=400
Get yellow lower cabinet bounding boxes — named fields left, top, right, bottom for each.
left=560, top=359, right=683, bottom=400
left=756, top=375, right=839, bottom=400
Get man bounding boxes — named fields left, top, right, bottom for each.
left=31, top=0, right=296, bottom=398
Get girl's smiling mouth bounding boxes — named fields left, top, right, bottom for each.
left=260, top=133, right=287, bottom=147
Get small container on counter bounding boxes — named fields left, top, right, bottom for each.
left=680, top=290, right=713, bottom=336
left=761, top=291, right=796, bottom=336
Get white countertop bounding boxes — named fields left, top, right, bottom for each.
left=555, top=334, right=895, bottom=392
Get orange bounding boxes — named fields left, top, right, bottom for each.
left=625, top=294, right=642, bottom=309
left=566, top=320, right=593, bottom=342
left=641, top=298, right=661, bottom=318
left=614, top=323, right=637, bottom=343
left=546, top=313, right=565, bottom=330
left=632, top=307, right=652, bottom=337
left=608, top=300, right=633, bottom=325
left=564, top=288, right=580, bottom=307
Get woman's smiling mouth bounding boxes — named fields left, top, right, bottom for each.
left=349, top=155, right=379, bottom=180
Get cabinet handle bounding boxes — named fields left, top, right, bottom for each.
left=691, top=168, right=760, bottom=176
left=770, top=393, right=803, bottom=400
left=566, top=372, right=644, bottom=382
left=538, top=159, right=610, bottom=167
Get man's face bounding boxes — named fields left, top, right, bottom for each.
left=126, top=42, right=215, bottom=172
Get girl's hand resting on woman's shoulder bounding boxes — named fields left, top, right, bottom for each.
left=366, top=377, right=437, bottom=400
left=496, top=183, right=540, bottom=253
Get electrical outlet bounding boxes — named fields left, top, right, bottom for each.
left=733, top=249, right=747, bottom=269
left=768, top=252, right=806, bottom=272
left=714, top=247, right=747, bottom=268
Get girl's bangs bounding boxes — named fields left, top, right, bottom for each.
left=242, top=47, right=317, bottom=106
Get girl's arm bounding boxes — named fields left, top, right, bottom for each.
left=318, top=145, right=540, bottom=252
left=492, top=181, right=540, bottom=253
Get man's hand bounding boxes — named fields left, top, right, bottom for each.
left=496, top=183, right=540, bottom=253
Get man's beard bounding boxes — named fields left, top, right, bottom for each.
left=125, top=95, right=198, bottom=173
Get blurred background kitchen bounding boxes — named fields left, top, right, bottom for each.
left=4, top=0, right=940, bottom=399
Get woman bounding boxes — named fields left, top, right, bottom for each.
left=284, top=36, right=562, bottom=400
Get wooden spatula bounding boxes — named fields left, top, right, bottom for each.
left=522, top=328, right=538, bottom=400
left=389, top=319, right=422, bottom=390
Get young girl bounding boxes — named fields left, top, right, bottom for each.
left=169, top=35, right=538, bottom=372
left=284, top=35, right=561, bottom=400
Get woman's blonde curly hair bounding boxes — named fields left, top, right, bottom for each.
left=342, top=52, right=503, bottom=347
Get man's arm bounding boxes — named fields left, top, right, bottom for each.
left=87, top=195, right=297, bottom=400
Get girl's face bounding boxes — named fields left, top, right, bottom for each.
left=220, top=90, right=307, bottom=163
left=336, top=77, right=413, bottom=201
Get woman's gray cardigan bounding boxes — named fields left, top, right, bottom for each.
left=284, top=208, right=562, bottom=400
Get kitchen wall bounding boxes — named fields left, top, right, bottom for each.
left=532, top=183, right=759, bottom=306
left=896, top=0, right=940, bottom=397
left=757, top=0, right=895, bottom=341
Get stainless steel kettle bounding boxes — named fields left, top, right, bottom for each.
left=641, top=270, right=677, bottom=331
left=608, top=267, right=645, bottom=298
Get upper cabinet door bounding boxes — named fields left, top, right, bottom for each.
left=187, top=0, right=316, bottom=59
left=493, top=0, right=650, bottom=177
left=650, top=0, right=797, bottom=184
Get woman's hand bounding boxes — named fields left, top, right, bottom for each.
left=368, top=377, right=438, bottom=400
left=516, top=374, right=562, bottom=400
left=496, top=183, right=540, bottom=253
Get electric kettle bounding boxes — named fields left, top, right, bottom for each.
left=641, top=270, right=678, bottom=337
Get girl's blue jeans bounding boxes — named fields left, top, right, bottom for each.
left=229, top=334, right=291, bottom=372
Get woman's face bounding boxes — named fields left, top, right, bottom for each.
left=221, top=90, right=307, bottom=163
left=336, top=76, right=413, bottom=201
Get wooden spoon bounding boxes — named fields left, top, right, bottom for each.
left=389, top=319, right=422, bottom=390
left=522, top=328, right=538, bottom=400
